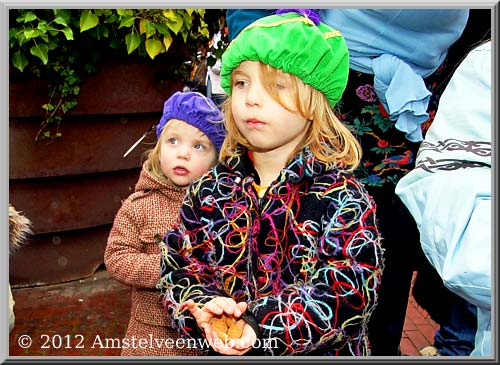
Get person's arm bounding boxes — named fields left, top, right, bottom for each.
left=246, top=177, right=383, bottom=355
left=396, top=41, right=492, bottom=311
left=104, top=199, right=161, bottom=288
left=399, top=170, right=491, bottom=309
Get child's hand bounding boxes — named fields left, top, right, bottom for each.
left=203, top=296, right=247, bottom=318
left=183, top=297, right=246, bottom=325
left=183, top=297, right=255, bottom=354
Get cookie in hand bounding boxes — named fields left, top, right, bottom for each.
left=210, top=314, right=245, bottom=342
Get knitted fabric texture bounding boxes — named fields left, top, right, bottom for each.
left=221, top=11, right=349, bottom=107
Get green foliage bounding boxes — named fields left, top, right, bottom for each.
left=9, top=8, right=224, bottom=141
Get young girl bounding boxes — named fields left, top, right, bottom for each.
left=159, top=11, right=383, bottom=356
left=104, top=91, right=226, bottom=356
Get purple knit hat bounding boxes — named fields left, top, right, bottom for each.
left=156, top=91, right=226, bottom=152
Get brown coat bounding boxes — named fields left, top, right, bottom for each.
left=105, top=163, right=199, bottom=356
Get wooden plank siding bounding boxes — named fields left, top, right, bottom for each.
left=9, top=61, right=183, bottom=286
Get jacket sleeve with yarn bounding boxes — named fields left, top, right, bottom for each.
left=159, top=175, right=383, bottom=355
left=105, top=197, right=161, bottom=289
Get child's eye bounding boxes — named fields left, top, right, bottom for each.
left=168, top=137, right=178, bottom=145
left=233, top=80, right=248, bottom=88
left=194, top=143, right=206, bottom=151
left=273, top=81, right=287, bottom=90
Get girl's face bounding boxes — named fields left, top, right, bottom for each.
left=230, top=60, right=310, bottom=155
left=159, top=119, right=218, bottom=187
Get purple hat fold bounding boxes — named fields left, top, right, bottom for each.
left=156, top=91, right=226, bottom=152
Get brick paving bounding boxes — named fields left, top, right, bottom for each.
left=8, top=269, right=438, bottom=357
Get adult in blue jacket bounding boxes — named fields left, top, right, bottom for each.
left=396, top=40, right=492, bottom=356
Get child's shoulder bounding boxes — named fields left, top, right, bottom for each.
left=129, top=189, right=151, bottom=201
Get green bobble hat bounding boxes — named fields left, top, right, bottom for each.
left=221, top=10, right=349, bottom=107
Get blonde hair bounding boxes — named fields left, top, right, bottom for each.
left=143, top=125, right=169, bottom=183
left=220, top=62, right=361, bottom=171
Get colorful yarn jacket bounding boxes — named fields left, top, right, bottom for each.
left=159, top=146, right=383, bottom=356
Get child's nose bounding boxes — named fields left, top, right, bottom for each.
left=245, top=84, right=263, bottom=107
left=176, top=145, right=191, bottom=159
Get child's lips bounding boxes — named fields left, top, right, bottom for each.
left=173, top=166, right=189, bottom=175
left=246, top=118, right=265, bottom=128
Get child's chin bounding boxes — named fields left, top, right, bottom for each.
left=169, top=176, right=190, bottom=188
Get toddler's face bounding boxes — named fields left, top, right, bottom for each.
left=159, top=119, right=218, bottom=187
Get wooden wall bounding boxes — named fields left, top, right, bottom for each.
left=9, top=61, right=182, bottom=286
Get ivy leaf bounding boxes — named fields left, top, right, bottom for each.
left=154, top=23, right=170, bottom=35
left=62, top=100, right=78, bottom=113
left=42, top=103, right=55, bottom=112
left=12, top=51, right=28, bottom=72
left=14, top=30, right=27, bottom=47
left=200, top=27, right=209, bottom=39
left=30, top=43, right=49, bottom=64
left=53, top=16, right=68, bottom=27
left=118, top=16, right=135, bottom=28
left=182, top=11, right=192, bottom=29
left=94, top=24, right=109, bottom=40
left=145, top=21, right=156, bottom=38
left=53, top=9, right=71, bottom=25
left=162, top=33, right=173, bottom=52
left=37, top=20, right=48, bottom=33
left=145, top=38, right=163, bottom=59
left=104, top=13, right=119, bottom=24
left=125, top=32, right=141, bottom=54
left=117, top=9, right=134, bottom=17
left=61, top=27, right=74, bottom=40
left=162, top=10, right=183, bottom=35
left=139, top=18, right=147, bottom=34
left=80, top=10, right=99, bottom=32
left=17, top=11, right=37, bottom=23
left=196, top=9, right=206, bottom=17
left=23, top=29, right=41, bottom=40
left=47, top=39, right=58, bottom=50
